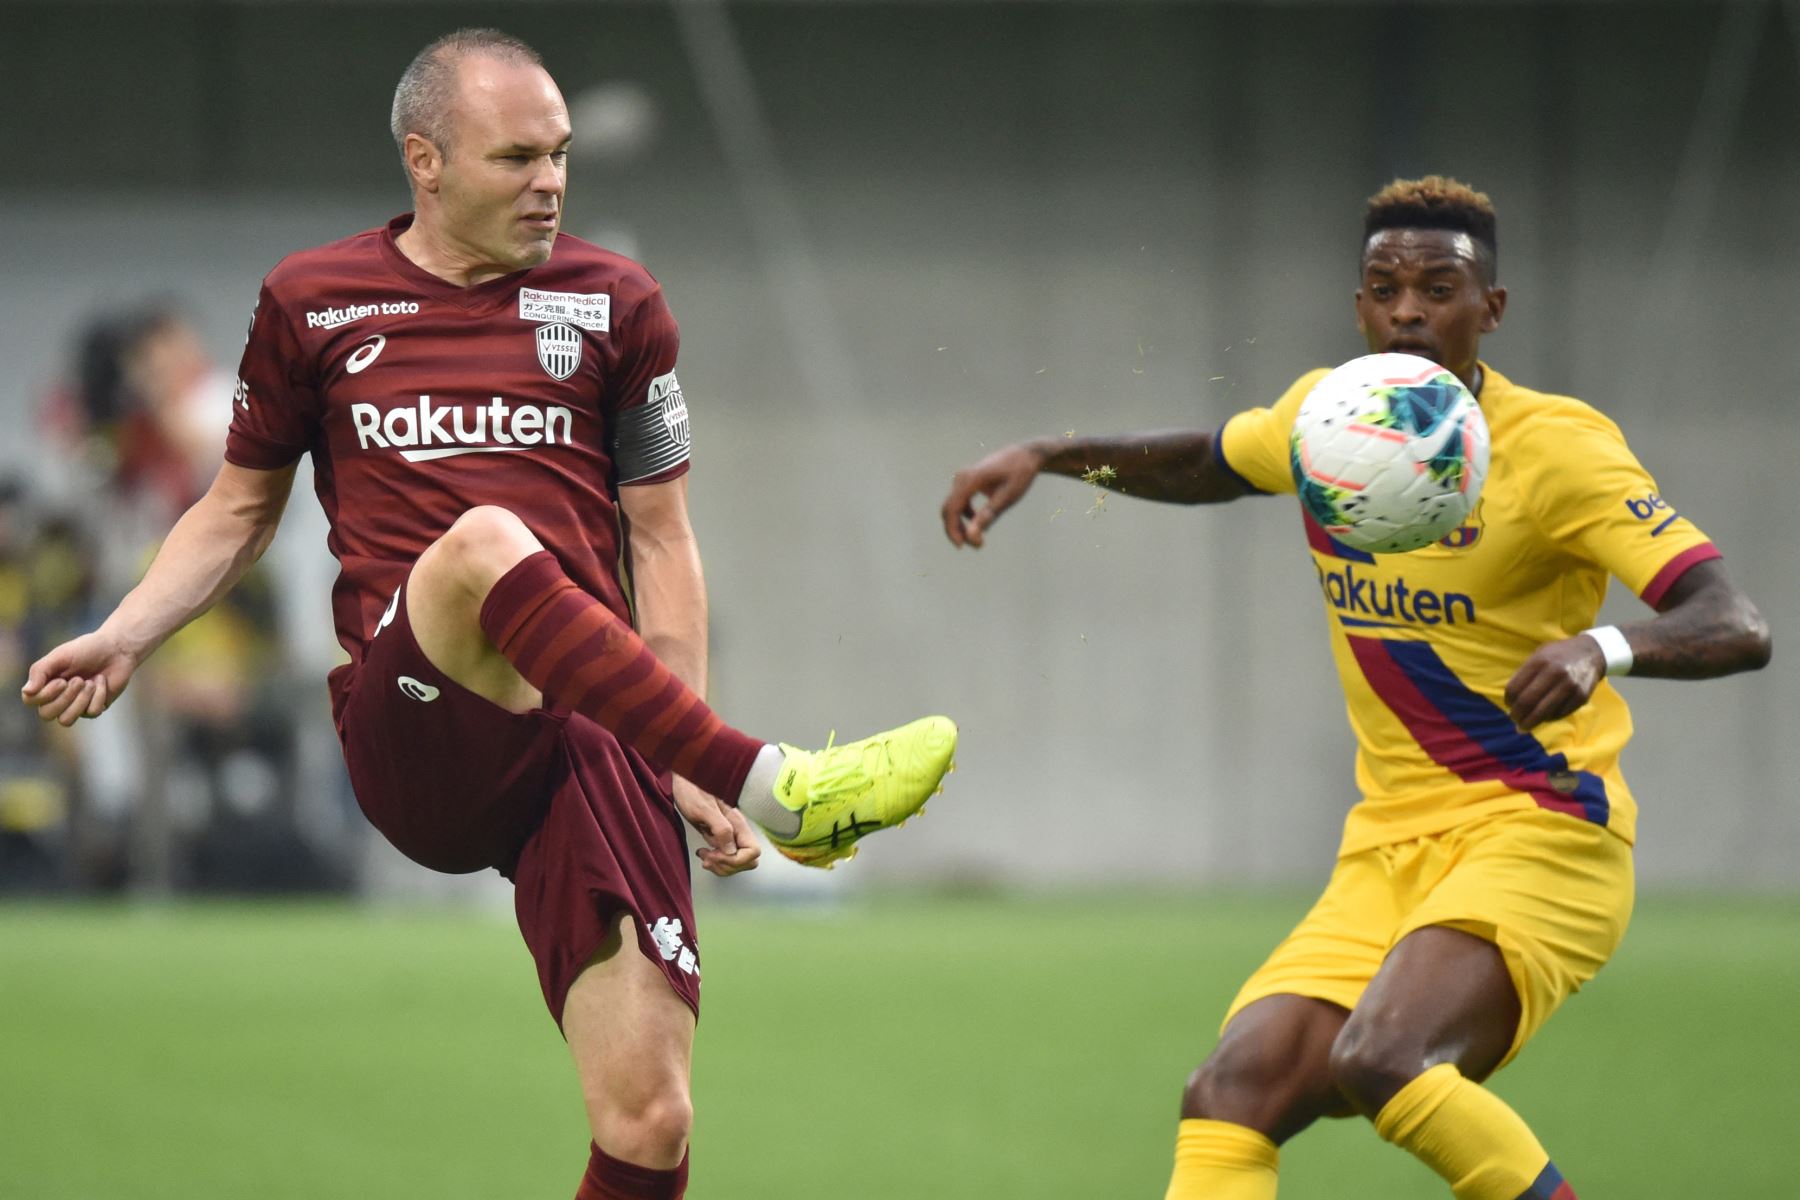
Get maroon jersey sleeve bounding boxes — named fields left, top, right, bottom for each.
left=226, top=284, right=322, bottom=470
left=608, top=287, right=691, bottom=486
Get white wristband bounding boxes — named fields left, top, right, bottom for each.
left=1583, top=625, right=1633, bottom=677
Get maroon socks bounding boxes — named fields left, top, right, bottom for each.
left=573, top=1142, right=688, bottom=1200
left=480, top=551, right=764, bottom=801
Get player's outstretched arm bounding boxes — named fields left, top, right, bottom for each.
left=942, top=429, right=1249, bottom=548
left=1504, top=559, right=1772, bottom=730
left=21, top=461, right=298, bottom=726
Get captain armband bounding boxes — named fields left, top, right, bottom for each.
left=614, top=370, right=692, bottom=484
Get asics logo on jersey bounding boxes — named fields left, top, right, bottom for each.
left=345, top=335, right=385, bottom=375
left=1315, top=561, right=1477, bottom=627
left=397, top=676, right=440, bottom=702
left=305, top=301, right=419, bottom=330
left=350, top=396, right=576, bottom=463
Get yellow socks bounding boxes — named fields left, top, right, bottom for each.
left=1373, top=1063, right=1575, bottom=1199
left=1165, top=1118, right=1279, bottom=1200
left=1163, top=1065, right=1573, bottom=1200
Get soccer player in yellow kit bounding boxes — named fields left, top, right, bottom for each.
left=940, top=177, right=1771, bottom=1200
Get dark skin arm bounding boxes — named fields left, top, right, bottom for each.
left=1505, top=557, right=1772, bottom=730
left=941, top=429, right=1247, bottom=547
left=943, top=434, right=1771, bottom=729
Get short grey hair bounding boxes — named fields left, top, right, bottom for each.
left=391, top=28, right=544, bottom=171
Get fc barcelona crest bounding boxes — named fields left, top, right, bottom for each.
left=535, top=321, right=583, bottom=381
left=1438, top=499, right=1485, bottom=550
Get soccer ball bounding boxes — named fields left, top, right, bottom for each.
left=1288, top=353, right=1490, bottom=554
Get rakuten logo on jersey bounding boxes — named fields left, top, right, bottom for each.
left=1315, top=561, right=1477, bottom=628
left=306, top=301, right=420, bottom=330
left=351, top=395, right=575, bottom=463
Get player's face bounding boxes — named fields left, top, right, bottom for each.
left=436, top=58, right=572, bottom=272
left=1354, top=229, right=1506, bottom=390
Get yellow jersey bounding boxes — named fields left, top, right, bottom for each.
left=1218, top=364, right=1719, bottom=854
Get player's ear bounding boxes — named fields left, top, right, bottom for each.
left=1481, top=286, right=1508, bottom=333
left=1353, top=289, right=1368, bottom=337
left=403, top=132, right=444, bottom=194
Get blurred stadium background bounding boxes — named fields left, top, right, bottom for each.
left=0, top=1, right=1795, bottom=1196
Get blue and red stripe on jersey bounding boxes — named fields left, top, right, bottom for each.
left=1209, top=422, right=1377, bottom=565
left=1346, top=635, right=1610, bottom=826
left=1302, top=509, right=1377, bottom=563
left=1515, top=1161, right=1576, bottom=1200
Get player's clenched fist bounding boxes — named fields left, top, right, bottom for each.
left=1504, top=637, right=1607, bottom=731
left=942, top=441, right=1048, bottom=549
left=20, top=630, right=138, bottom=727
left=672, top=779, right=762, bottom=878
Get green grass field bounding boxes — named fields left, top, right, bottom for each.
left=2, top=891, right=1796, bottom=1198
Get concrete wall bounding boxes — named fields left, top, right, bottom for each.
left=2, top=1, right=1795, bottom=884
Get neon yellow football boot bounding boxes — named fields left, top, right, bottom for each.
left=764, top=716, right=958, bottom=868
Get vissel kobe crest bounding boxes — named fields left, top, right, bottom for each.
left=535, top=322, right=583, bottom=381
left=649, top=371, right=689, bottom=447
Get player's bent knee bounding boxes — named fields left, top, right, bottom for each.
left=1185, top=1045, right=1268, bottom=1116
left=600, top=1091, right=693, bottom=1164
left=1326, top=1022, right=1420, bottom=1115
left=1182, top=1041, right=1309, bottom=1131
left=429, top=506, right=544, bottom=595
left=443, top=504, right=538, bottom=557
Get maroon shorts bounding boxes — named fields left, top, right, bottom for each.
left=334, top=580, right=701, bottom=1023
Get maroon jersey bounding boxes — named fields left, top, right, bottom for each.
left=227, top=215, right=692, bottom=721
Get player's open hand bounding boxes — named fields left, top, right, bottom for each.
left=1504, top=636, right=1606, bottom=731
left=20, top=630, right=138, bottom=727
left=672, top=779, right=761, bottom=877
left=942, top=442, right=1047, bottom=548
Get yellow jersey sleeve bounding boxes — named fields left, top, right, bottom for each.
left=1514, top=402, right=1720, bottom=605
left=1215, top=369, right=1329, bottom=496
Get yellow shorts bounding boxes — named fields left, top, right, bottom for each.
left=1223, top=807, right=1634, bottom=1065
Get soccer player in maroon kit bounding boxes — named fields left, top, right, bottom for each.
left=22, top=29, right=955, bottom=1199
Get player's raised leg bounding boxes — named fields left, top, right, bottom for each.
left=1332, top=927, right=1572, bottom=1200
left=562, top=913, right=696, bottom=1199
left=409, top=504, right=761, bottom=797
left=406, top=505, right=957, bottom=865
left=1166, top=995, right=1353, bottom=1200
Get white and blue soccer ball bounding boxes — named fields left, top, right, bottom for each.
left=1288, top=353, right=1490, bottom=554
